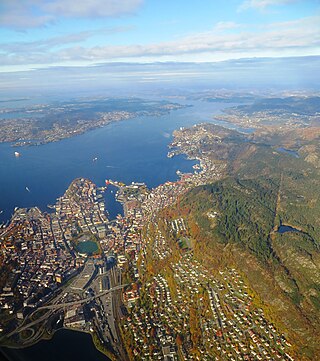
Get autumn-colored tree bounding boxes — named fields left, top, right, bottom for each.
left=189, top=306, right=201, bottom=348
left=150, top=327, right=156, bottom=338
left=176, top=334, right=183, bottom=346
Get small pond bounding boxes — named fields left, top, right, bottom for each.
left=277, top=225, right=301, bottom=234
left=277, top=147, right=299, bottom=158
left=76, top=240, right=99, bottom=255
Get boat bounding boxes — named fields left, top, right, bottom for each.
left=14, top=151, right=20, bottom=157
left=25, top=187, right=30, bottom=192
left=93, top=157, right=98, bottom=162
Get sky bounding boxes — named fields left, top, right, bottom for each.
left=0, top=0, right=319, bottom=94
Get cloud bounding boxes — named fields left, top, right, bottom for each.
left=0, top=0, right=143, bottom=29
left=0, top=26, right=133, bottom=54
left=0, top=0, right=54, bottom=29
left=42, top=0, right=143, bottom=18
left=213, top=21, right=242, bottom=32
left=98, top=16, right=320, bottom=58
left=0, top=16, right=319, bottom=67
left=239, top=0, right=299, bottom=11
left=1, top=57, right=319, bottom=94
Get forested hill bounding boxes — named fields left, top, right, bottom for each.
left=176, top=124, right=320, bottom=359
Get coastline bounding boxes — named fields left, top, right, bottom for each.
left=1, top=327, right=114, bottom=361
left=1, top=102, right=187, bottom=148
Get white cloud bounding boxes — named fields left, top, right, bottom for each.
left=213, top=21, right=241, bottom=32
left=0, top=0, right=143, bottom=29
left=239, top=0, right=298, bottom=11
left=0, top=27, right=133, bottom=53
left=72, top=15, right=320, bottom=60
left=42, top=0, right=143, bottom=18
left=0, top=0, right=54, bottom=28
left=0, top=15, right=319, bottom=67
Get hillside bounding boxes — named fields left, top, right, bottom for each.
left=175, top=125, right=320, bottom=359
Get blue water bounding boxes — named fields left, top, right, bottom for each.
left=1, top=329, right=111, bottom=361
left=277, top=147, right=299, bottom=158
left=278, top=225, right=301, bottom=234
left=0, top=113, right=43, bottom=120
left=0, top=100, right=238, bottom=223
left=104, top=184, right=123, bottom=219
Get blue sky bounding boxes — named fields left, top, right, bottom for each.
left=0, top=0, right=319, bottom=72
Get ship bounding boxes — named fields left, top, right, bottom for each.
left=14, top=151, right=21, bottom=157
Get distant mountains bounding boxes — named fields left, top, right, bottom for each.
left=231, top=96, right=320, bottom=116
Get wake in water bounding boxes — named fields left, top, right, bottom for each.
left=162, top=131, right=171, bottom=138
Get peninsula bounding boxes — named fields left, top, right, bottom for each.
left=0, top=97, right=185, bottom=146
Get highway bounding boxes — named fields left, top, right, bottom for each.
left=36, top=284, right=127, bottom=311
left=2, top=284, right=127, bottom=341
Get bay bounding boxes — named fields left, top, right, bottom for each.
left=0, top=100, right=239, bottom=223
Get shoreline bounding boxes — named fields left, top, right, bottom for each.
left=1, top=102, right=187, bottom=148
left=1, top=327, right=114, bottom=360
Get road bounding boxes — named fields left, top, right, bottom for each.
left=2, top=284, right=127, bottom=341
left=37, top=284, right=126, bottom=311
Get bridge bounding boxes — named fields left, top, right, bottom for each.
left=36, top=283, right=127, bottom=311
